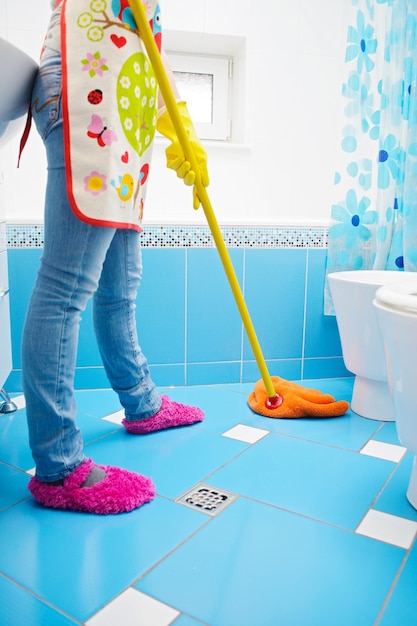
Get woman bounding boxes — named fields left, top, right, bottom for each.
left=23, top=0, right=209, bottom=514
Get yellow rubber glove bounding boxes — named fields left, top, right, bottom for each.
left=156, top=101, right=209, bottom=209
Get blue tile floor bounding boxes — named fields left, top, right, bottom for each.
left=1, top=378, right=417, bottom=626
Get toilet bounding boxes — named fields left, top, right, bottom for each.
left=328, top=270, right=416, bottom=421
left=373, top=281, right=417, bottom=510
left=0, top=37, right=38, bottom=144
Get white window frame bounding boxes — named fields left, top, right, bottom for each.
left=167, top=52, right=232, bottom=141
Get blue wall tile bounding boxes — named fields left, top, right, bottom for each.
left=138, top=249, right=186, bottom=366
left=186, top=361, right=242, bottom=386
left=304, top=249, right=343, bottom=358
left=243, top=249, right=306, bottom=360
left=242, top=359, right=302, bottom=383
left=76, top=299, right=102, bottom=367
left=303, top=357, right=351, bottom=380
left=187, top=248, right=244, bottom=363
left=147, top=364, right=186, bottom=387
left=74, top=366, right=109, bottom=390
left=5, top=246, right=345, bottom=392
left=7, top=249, right=41, bottom=370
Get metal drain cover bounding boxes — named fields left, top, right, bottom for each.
left=176, top=483, right=237, bottom=516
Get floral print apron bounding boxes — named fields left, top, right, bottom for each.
left=61, top=0, right=162, bottom=230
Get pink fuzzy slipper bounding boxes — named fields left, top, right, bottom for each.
left=28, top=458, right=155, bottom=514
left=123, top=395, right=204, bottom=434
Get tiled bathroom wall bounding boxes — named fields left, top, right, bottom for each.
left=5, top=223, right=349, bottom=392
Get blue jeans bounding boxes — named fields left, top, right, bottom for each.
left=22, top=49, right=161, bottom=482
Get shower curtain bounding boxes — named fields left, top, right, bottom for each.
left=325, top=0, right=417, bottom=314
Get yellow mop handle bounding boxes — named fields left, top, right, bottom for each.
left=130, top=0, right=278, bottom=403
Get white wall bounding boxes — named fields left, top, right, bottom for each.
left=1, top=0, right=349, bottom=226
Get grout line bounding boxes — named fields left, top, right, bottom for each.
left=0, top=495, right=32, bottom=515
left=374, top=537, right=415, bottom=626
left=131, top=504, right=214, bottom=585
left=0, top=572, right=84, bottom=625
left=353, top=462, right=407, bottom=534
left=240, top=248, right=246, bottom=384
left=184, top=248, right=188, bottom=386
left=300, top=250, right=309, bottom=380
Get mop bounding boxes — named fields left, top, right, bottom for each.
left=129, top=0, right=349, bottom=419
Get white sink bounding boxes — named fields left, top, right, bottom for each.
left=0, top=38, right=38, bottom=145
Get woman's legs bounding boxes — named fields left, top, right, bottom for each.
left=93, top=229, right=162, bottom=420
left=93, top=232, right=204, bottom=433
left=21, top=147, right=117, bottom=482
left=21, top=116, right=158, bottom=512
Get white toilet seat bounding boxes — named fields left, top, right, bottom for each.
left=375, top=281, right=417, bottom=313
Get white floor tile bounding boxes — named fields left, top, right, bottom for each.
left=102, top=409, right=125, bottom=424
left=86, top=588, right=180, bottom=626
left=360, top=440, right=407, bottom=463
left=222, top=423, right=269, bottom=444
left=356, top=509, right=417, bottom=549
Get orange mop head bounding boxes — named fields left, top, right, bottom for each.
left=248, top=376, right=349, bottom=418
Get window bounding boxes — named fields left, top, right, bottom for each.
left=168, top=53, right=232, bottom=141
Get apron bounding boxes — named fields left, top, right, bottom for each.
left=61, top=0, right=162, bottom=230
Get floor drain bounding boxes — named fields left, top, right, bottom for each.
left=176, top=483, right=237, bottom=516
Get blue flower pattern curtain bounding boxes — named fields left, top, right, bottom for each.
left=325, top=0, right=417, bottom=314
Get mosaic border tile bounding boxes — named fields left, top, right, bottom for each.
left=6, top=223, right=328, bottom=249
left=6, top=224, right=44, bottom=249
left=0, top=221, right=6, bottom=251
